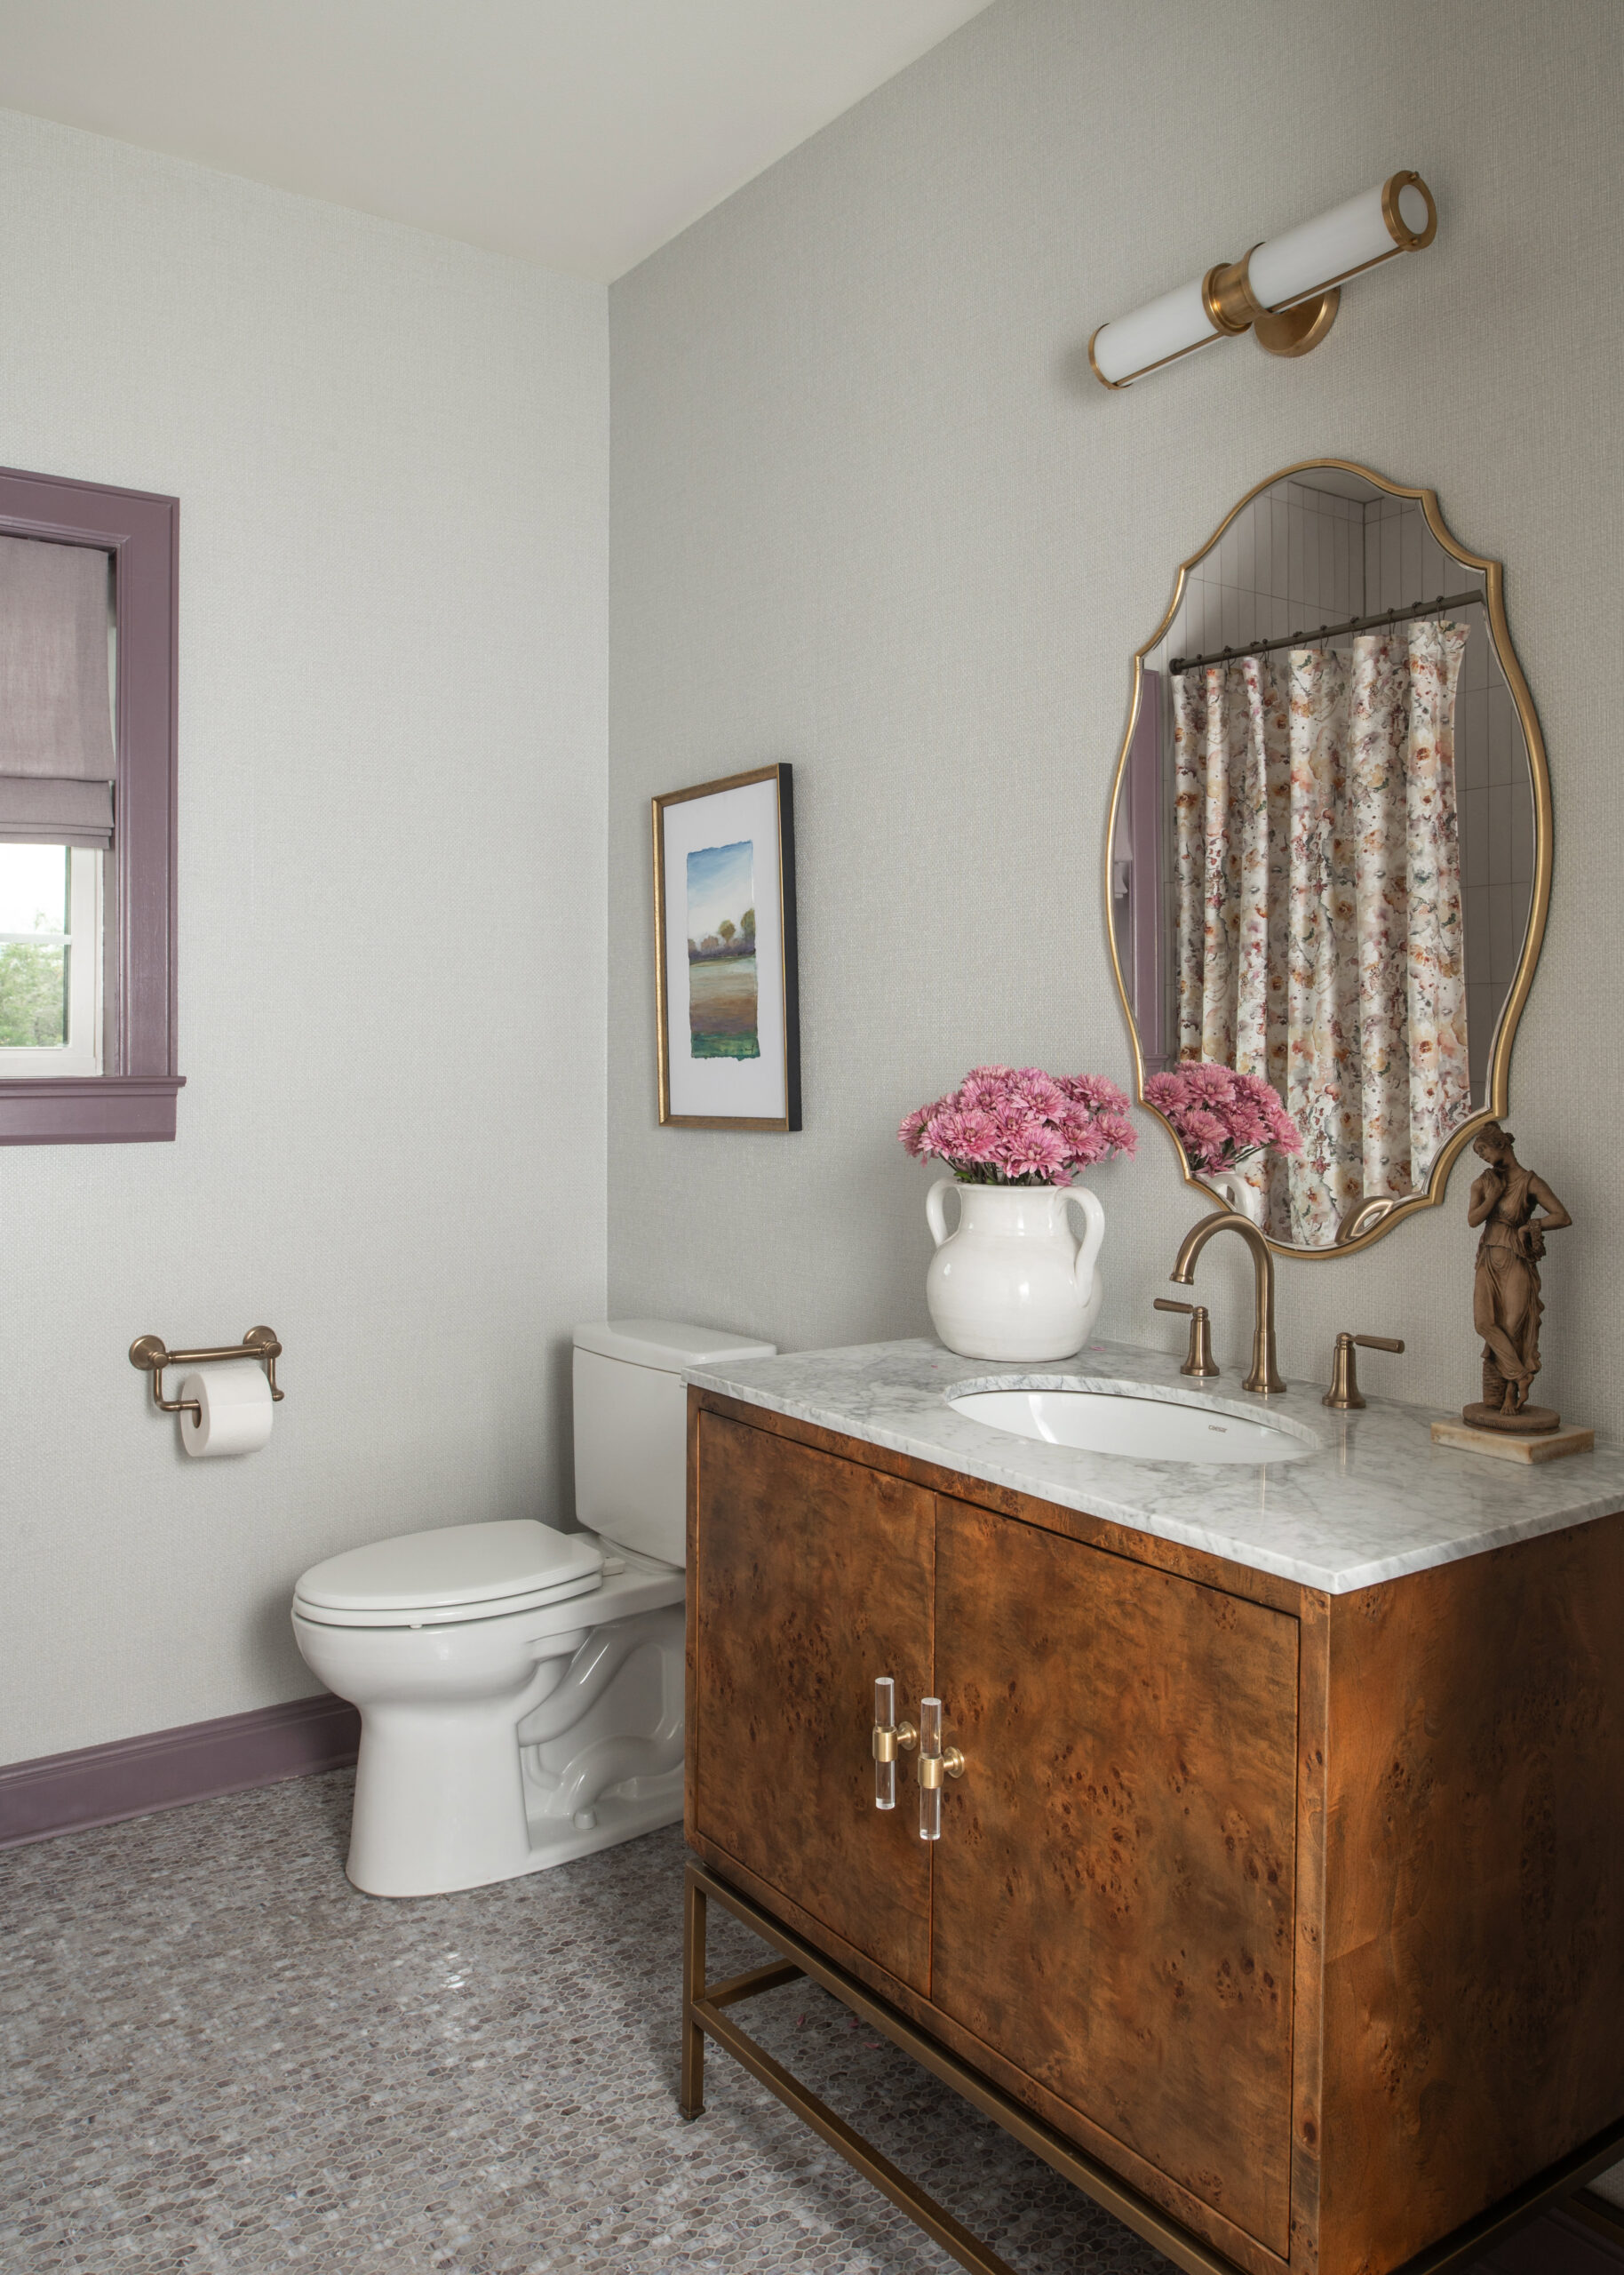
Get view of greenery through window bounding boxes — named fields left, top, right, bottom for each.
left=0, top=844, right=70, bottom=1050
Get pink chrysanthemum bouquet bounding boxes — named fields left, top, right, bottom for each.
left=899, top=1066, right=1136, bottom=1186
left=1142, top=1062, right=1302, bottom=1172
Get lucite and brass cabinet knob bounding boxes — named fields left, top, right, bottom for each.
left=914, top=1696, right=965, bottom=1843
left=872, top=1678, right=965, bottom=1834
left=871, top=1676, right=917, bottom=1812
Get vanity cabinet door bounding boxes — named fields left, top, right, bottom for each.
left=691, top=1414, right=935, bottom=1992
left=930, top=1497, right=1300, bottom=2259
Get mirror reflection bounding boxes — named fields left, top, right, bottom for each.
left=1111, top=463, right=1546, bottom=1253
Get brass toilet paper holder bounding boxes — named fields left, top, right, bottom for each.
left=129, top=1327, right=284, bottom=1418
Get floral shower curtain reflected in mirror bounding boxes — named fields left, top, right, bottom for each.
left=1172, top=619, right=1471, bottom=1245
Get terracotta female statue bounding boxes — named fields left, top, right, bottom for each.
left=1464, top=1122, right=1572, bottom=1432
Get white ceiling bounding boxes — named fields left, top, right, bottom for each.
left=0, top=0, right=996, bottom=280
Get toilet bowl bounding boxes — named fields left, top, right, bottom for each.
left=291, top=1320, right=775, bottom=1897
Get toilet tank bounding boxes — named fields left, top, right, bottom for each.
left=572, top=1321, right=777, bottom=1566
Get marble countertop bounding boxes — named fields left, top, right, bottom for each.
left=685, top=1337, right=1624, bottom=1594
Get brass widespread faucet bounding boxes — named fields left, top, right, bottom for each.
left=1169, top=1211, right=1286, bottom=1395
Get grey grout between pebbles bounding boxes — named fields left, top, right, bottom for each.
left=4, top=1768, right=1206, bottom=2273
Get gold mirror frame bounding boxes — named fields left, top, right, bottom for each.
left=1106, top=458, right=1552, bottom=1259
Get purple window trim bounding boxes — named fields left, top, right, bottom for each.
left=0, top=465, right=182, bottom=1145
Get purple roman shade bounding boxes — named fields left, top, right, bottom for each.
left=0, top=531, right=115, bottom=847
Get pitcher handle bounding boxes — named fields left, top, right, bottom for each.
left=926, top=1177, right=959, bottom=1250
left=1061, top=1183, right=1106, bottom=1297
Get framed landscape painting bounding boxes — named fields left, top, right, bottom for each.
left=652, top=763, right=800, bottom=1130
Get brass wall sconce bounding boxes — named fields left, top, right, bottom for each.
left=1089, top=171, right=1437, bottom=388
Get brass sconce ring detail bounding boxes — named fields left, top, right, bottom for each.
left=1086, top=324, right=1126, bottom=389
left=1201, top=246, right=1268, bottom=338
left=1207, top=247, right=1339, bottom=361
left=1381, top=168, right=1437, bottom=251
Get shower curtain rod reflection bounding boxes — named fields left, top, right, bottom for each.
left=1168, top=588, right=1484, bottom=675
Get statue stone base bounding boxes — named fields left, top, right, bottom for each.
left=1431, top=1415, right=1594, bottom=1465
left=1462, top=1400, right=1561, bottom=1434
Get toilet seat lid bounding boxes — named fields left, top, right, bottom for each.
left=293, top=1520, right=602, bottom=1616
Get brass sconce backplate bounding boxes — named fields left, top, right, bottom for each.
left=1252, top=289, right=1340, bottom=356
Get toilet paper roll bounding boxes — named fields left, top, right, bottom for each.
left=179, top=1360, right=274, bottom=1457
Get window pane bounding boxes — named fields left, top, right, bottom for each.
left=0, top=843, right=68, bottom=935
left=0, top=940, right=68, bottom=1046
left=0, top=845, right=71, bottom=1050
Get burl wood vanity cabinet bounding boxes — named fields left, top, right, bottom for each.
left=686, top=1391, right=1624, bottom=2275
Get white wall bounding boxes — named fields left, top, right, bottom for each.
left=607, top=0, right=1624, bottom=1439
left=0, top=109, right=609, bottom=1761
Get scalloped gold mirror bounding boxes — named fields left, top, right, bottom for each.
left=1108, top=460, right=1549, bottom=1256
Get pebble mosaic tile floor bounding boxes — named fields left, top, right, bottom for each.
left=1, top=1768, right=1182, bottom=2274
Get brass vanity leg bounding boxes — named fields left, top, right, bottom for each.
left=683, top=1866, right=807, bottom=2119
left=681, top=1875, right=708, bottom=2118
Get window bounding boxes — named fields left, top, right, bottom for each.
left=0, top=844, right=103, bottom=1074
left=0, top=467, right=179, bottom=1145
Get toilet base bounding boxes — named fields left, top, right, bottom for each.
left=345, top=1770, right=684, bottom=1896
left=521, top=1772, right=682, bottom=1874
left=297, top=1566, right=689, bottom=1901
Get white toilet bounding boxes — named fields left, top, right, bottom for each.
left=291, top=1320, right=775, bottom=1898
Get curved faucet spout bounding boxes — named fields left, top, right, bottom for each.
left=1170, top=1210, right=1286, bottom=1396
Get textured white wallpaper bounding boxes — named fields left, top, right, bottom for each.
left=0, top=108, right=609, bottom=1760
left=607, top=0, right=1624, bottom=1443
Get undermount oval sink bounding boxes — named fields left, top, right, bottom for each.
left=947, top=1384, right=1317, bottom=1465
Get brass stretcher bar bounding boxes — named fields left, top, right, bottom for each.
left=680, top=1858, right=1624, bottom=2275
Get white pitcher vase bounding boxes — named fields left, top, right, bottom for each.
left=925, top=1179, right=1106, bottom=1362
left=1204, top=1165, right=1267, bottom=1228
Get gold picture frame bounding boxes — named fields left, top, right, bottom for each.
left=653, top=763, right=800, bottom=1130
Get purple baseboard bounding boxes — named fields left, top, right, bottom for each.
left=0, top=1693, right=361, bottom=1849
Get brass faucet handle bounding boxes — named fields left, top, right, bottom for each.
left=1323, top=1331, right=1406, bottom=1410
left=1153, top=1297, right=1220, bottom=1379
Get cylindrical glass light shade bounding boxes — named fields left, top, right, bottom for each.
left=1090, top=275, right=1217, bottom=387
left=1248, top=176, right=1433, bottom=310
